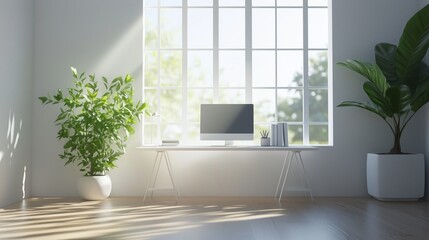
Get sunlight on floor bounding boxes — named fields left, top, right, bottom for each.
left=0, top=198, right=287, bottom=240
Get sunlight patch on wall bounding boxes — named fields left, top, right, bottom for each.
left=93, top=15, right=142, bottom=75
left=6, top=111, right=22, bottom=159
left=22, top=166, right=26, bottom=199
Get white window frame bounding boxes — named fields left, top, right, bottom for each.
left=143, top=0, right=333, bottom=146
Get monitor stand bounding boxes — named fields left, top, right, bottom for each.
left=210, top=141, right=235, bottom=147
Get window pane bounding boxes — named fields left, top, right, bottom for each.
left=309, top=50, right=328, bottom=86
left=277, top=0, right=302, bottom=6
left=253, top=89, right=276, bottom=122
left=160, top=89, right=182, bottom=122
left=188, top=89, right=213, bottom=122
left=188, top=0, right=213, bottom=7
left=277, top=8, right=303, bottom=49
left=160, top=9, right=182, bottom=48
left=309, top=125, right=328, bottom=144
left=160, top=51, right=181, bottom=87
left=309, top=0, right=328, bottom=7
left=188, top=9, right=213, bottom=49
left=277, top=50, right=303, bottom=87
left=160, top=0, right=181, bottom=7
left=219, top=50, right=245, bottom=87
left=219, top=9, right=245, bottom=49
left=188, top=51, right=213, bottom=87
left=252, top=9, right=275, bottom=49
left=308, top=8, right=328, bottom=48
left=219, top=0, right=245, bottom=6
left=187, top=124, right=201, bottom=143
left=144, top=51, right=158, bottom=86
left=278, top=89, right=303, bottom=122
left=288, top=124, right=303, bottom=144
left=144, top=89, right=158, bottom=113
left=161, top=124, right=182, bottom=140
left=145, top=0, right=158, bottom=7
left=144, top=124, right=158, bottom=145
left=253, top=50, right=275, bottom=87
left=309, top=89, right=328, bottom=122
left=252, top=0, right=275, bottom=6
left=144, top=8, right=158, bottom=49
left=219, top=89, right=245, bottom=103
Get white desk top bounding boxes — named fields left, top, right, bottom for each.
left=137, top=145, right=317, bottom=152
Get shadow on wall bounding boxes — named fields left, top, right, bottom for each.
left=0, top=110, right=28, bottom=204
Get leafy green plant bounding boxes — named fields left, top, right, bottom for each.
left=260, top=130, right=270, bottom=139
left=337, top=4, right=429, bottom=154
left=39, top=67, right=147, bottom=176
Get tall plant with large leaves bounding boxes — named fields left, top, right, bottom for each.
left=338, top=4, right=429, bottom=154
left=39, top=67, right=147, bottom=176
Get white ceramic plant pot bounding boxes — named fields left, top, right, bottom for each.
left=367, top=153, right=424, bottom=201
left=77, top=175, right=112, bottom=201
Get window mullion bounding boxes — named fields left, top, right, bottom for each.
left=213, top=0, right=219, bottom=103
left=156, top=0, right=161, bottom=143
left=182, top=0, right=188, bottom=142
left=303, top=0, right=310, bottom=145
left=245, top=0, right=252, bottom=103
left=274, top=1, right=278, bottom=123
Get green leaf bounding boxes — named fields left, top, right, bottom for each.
left=71, top=66, right=77, bottom=78
left=411, top=80, right=429, bottom=111
left=375, top=43, right=401, bottom=85
left=125, top=74, right=133, bottom=84
left=395, top=4, right=429, bottom=90
left=337, top=101, right=387, bottom=119
left=363, top=82, right=393, bottom=117
left=385, top=85, right=411, bottom=114
left=338, top=60, right=389, bottom=95
left=39, top=96, right=48, bottom=104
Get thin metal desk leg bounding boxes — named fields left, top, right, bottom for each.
left=150, top=152, right=163, bottom=198
left=165, top=151, right=180, bottom=201
left=275, top=151, right=291, bottom=198
left=297, top=152, right=314, bottom=202
left=279, top=151, right=295, bottom=202
left=143, top=150, right=180, bottom=203
left=143, top=151, right=161, bottom=202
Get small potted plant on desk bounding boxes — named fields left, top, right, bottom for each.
left=39, top=67, right=147, bottom=200
left=260, top=130, right=270, bottom=147
left=337, top=4, right=429, bottom=201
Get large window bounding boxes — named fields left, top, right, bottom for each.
left=143, top=0, right=332, bottom=145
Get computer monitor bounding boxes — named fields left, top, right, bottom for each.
left=200, top=104, right=254, bottom=144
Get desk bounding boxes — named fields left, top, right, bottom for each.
left=138, top=145, right=317, bottom=202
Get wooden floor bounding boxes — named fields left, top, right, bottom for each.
left=0, top=197, right=428, bottom=240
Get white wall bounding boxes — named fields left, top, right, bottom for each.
left=31, top=0, right=426, bottom=198
left=0, top=0, right=34, bottom=207
left=32, top=0, right=143, bottom=197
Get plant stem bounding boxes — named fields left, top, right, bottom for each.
left=389, top=115, right=402, bottom=154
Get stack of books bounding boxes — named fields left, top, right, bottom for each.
left=270, top=123, right=288, bottom=147
left=161, top=140, right=180, bottom=146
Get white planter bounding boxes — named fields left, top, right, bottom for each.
left=367, top=153, right=425, bottom=201
left=77, top=175, right=112, bottom=201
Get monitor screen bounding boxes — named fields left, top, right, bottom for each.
left=200, top=104, right=254, bottom=141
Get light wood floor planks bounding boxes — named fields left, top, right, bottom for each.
left=0, top=197, right=428, bottom=240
